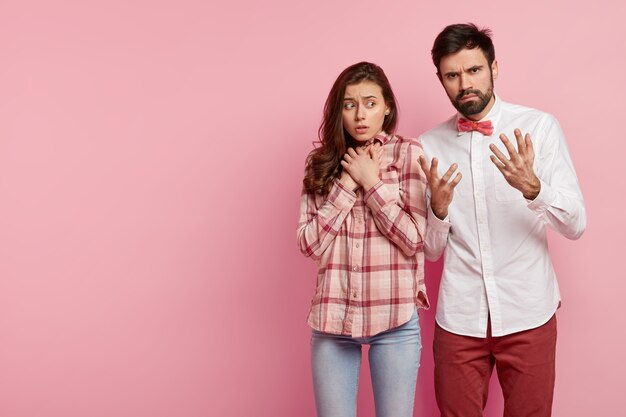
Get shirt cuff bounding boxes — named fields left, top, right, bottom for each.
left=526, top=178, right=556, bottom=215
left=427, top=205, right=452, bottom=233
left=363, top=180, right=390, bottom=213
left=328, top=179, right=357, bottom=211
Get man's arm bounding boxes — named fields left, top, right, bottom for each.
left=418, top=155, right=461, bottom=260
left=489, top=122, right=586, bottom=240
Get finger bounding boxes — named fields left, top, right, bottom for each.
left=489, top=143, right=510, bottom=165
left=514, top=129, right=525, bottom=157
left=499, top=134, right=519, bottom=160
left=441, top=163, right=458, bottom=183
left=418, top=156, right=432, bottom=181
left=490, top=155, right=506, bottom=173
left=430, top=157, right=439, bottom=178
left=525, top=133, right=535, bottom=163
left=340, top=160, right=350, bottom=170
left=347, top=147, right=358, bottom=158
left=343, top=152, right=353, bottom=163
left=368, top=146, right=381, bottom=159
left=449, top=172, right=462, bottom=187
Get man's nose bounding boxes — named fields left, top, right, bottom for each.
left=459, top=73, right=472, bottom=91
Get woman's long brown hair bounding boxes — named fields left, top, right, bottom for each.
left=303, top=62, right=399, bottom=195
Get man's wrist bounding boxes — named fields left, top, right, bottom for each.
left=432, top=206, right=448, bottom=220
left=522, top=176, right=541, bottom=200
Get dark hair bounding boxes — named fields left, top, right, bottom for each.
left=431, top=23, right=495, bottom=74
left=303, top=62, right=398, bottom=195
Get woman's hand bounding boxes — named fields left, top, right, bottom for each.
left=341, top=143, right=383, bottom=192
left=339, top=169, right=359, bottom=191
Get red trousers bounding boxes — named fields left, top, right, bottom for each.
left=433, top=315, right=557, bottom=417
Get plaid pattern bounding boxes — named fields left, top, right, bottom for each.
left=297, top=134, right=429, bottom=337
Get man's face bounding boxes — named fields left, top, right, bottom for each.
left=438, top=47, right=498, bottom=121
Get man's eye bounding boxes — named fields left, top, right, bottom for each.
left=447, top=74, right=457, bottom=79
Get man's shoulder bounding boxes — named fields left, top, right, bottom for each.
left=419, top=115, right=457, bottom=142
left=501, top=100, right=557, bottom=125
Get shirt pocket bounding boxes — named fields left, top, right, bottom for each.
left=381, top=168, right=402, bottom=202
left=492, top=163, right=524, bottom=202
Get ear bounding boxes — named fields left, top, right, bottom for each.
left=491, top=60, right=499, bottom=80
left=384, top=102, right=391, bottom=116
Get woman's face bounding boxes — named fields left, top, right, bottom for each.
left=342, top=80, right=389, bottom=142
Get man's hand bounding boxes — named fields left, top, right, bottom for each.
left=418, top=156, right=462, bottom=220
left=341, top=144, right=383, bottom=192
left=489, top=129, right=540, bottom=200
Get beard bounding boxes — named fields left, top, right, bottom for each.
left=452, top=84, right=494, bottom=117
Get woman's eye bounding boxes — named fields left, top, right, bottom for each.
left=344, top=102, right=355, bottom=109
left=366, top=101, right=376, bottom=107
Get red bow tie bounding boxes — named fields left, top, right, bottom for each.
left=457, top=118, right=494, bottom=136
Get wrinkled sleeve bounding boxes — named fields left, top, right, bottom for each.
left=423, top=189, right=452, bottom=262
left=527, top=116, right=586, bottom=240
left=297, top=180, right=356, bottom=260
left=364, top=139, right=427, bottom=256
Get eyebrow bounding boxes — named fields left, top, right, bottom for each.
left=443, top=65, right=484, bottom=75
left=344, top=95, right=378, bottom=100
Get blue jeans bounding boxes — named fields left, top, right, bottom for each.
left=310, top=310, right=421, bottom=417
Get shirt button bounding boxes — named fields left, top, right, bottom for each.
left=353, top=266, right=358, bottom=271
left=353, top=292, right=358, bottom=298
left=356, top=243, right=360, bottom=248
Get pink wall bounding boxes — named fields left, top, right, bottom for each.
left=0, top=1, right=623, bottom=416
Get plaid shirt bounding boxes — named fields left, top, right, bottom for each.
left=297, top=134, right=429, bottom=337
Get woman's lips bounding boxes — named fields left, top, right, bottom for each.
left=355, top=126, right=368, bottom=134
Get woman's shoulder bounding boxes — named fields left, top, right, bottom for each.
left=386, top=133, right=423, bottom=152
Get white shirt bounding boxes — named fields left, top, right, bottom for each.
left=419, top=95, right=586, bottom=337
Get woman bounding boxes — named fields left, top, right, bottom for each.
left=297, top=62, right=429, bottom=417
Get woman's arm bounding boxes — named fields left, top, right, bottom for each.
left=297, top=180, right=356, bottom=260
left=363, top=138, right=427, bottom=256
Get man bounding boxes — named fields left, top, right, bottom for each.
left=418, top=23, right=586, bottom=417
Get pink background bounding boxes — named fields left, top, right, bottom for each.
left=0, top=1, right=623, bottom=416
